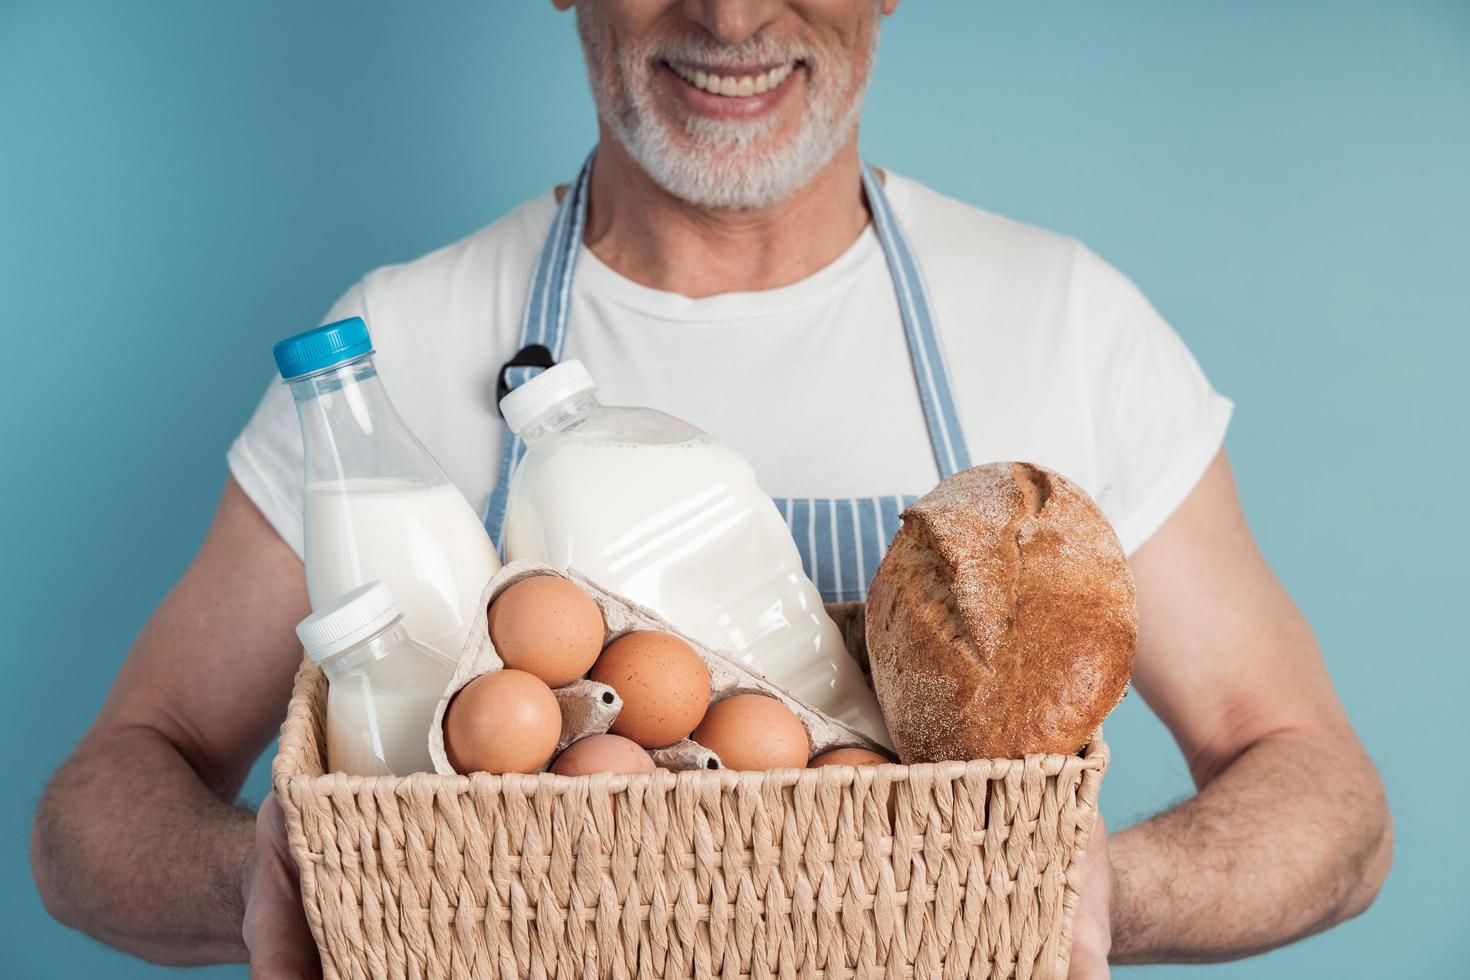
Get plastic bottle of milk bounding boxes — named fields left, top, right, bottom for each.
left=275, top=317, right=500, bottom=662
left=296, top=581, right=454, bottom=776
left=499, top=360, right=891, bottom=747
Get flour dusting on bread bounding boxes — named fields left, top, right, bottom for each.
left=866, top=462, right=1137, bottom=761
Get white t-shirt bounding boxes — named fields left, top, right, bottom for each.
left=229, top=172, right=1232, bottom=561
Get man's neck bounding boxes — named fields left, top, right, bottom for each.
left=582, top=133, right=870, bottom=299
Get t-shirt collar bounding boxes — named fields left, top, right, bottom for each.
left=571, top=174, right=912, bottom=324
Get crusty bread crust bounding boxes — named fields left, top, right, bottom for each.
left=866, top=462, right=1137, bottom=761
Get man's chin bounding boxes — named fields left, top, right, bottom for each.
left=620, top=133, right=804, bottom=207
left=662, top=133, right=789, bottom=170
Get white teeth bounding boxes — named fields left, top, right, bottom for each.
left=670, top=62, right=795, bottom=98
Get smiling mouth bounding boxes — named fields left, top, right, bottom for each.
left=665, top=60, right=800, bottom=98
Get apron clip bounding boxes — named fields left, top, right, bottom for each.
left=495, top=344, right=556, bottom=418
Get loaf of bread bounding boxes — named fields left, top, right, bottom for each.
left=866, top=462, right=1136, bottom=761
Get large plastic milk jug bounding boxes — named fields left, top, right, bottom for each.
left=499, top=360, right=891, bottom=747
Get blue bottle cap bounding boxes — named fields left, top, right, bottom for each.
left=273, top=317, right=373, bottom=380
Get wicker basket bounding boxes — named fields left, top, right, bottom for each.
left=273, top=653, right=1107, bottom=980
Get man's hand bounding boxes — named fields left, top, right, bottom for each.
left=242, top=793, right=321, bottom=980
left=1068, top=812, right=1113, bottom=979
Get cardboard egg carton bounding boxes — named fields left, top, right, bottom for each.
left=427, top=559, right=887, bottom=775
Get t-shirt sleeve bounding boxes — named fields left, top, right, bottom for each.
left=1079, top=245, right=1233, bottom=555
left=226, top=282, right=369, bottom=559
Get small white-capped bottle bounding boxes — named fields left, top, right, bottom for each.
left=296, top=581, right=455, bottom=776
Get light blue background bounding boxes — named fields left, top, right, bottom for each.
left=2, top=1, right=1466, bottom=976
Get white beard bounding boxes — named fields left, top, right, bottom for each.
left=578, top=14, right=876, bottom=211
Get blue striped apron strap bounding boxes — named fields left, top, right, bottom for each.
left=777, top=495, right=918, bottom=603
left=860, top=162, right=972, bottom=479
left=482, top=152, right=596, bottom=549
left=775, top=169, right=971, bottom=600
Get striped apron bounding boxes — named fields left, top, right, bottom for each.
left=484, top=153, right=971, bottom=603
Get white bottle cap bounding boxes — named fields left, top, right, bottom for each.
left=499, top=359, right=596, bottom=434
left=296, top=581, right=402, bottom=663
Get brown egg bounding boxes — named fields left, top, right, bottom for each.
left=488, top=576, right=605, bottom=688
left=443, top=669, right=561, bottom=774
left=693, top=694, right=810, bottom=771
left=809, top=747, right=892, bottom=768
left=590, top=631, right=711, bottom=748
left=550, top=734, right=657, bottom=777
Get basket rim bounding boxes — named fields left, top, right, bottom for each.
left=273, top=656, right=1109, bottom=798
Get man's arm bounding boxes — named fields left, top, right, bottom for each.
left=31, top=477, right=310, bottom=965
left=1107, top=450, right=1392, bottom=962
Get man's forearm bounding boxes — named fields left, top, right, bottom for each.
left=1108, top=730, right=1391, bottom=963
left=32, top=723, right=255, bottom=965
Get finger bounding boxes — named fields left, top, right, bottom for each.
left=1067, top=810, right=1113, bottom=978
left=247, top=796, right=321, bottom=980
left=251, top=947, right=321, bottom=980
left=246, top=874, right=320, bottom=978
left=1067, top=944, right=1112, bottom=980
left=247, top=861, right=321, bottom=980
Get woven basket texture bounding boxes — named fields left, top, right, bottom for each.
left=274, top=659, right=1106, bottom=980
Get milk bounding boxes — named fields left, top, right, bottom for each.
left=305, top=479, right=499, bottom=662
left=295, top=580, right=457, bottom=776
left=326, top=679, right=446, bottom=776
left=277, top=318, right=502, bottom=664
left=500, top=380, right=892, bottom=747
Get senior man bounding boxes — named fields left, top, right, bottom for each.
left=32, top=2, right=1390, bottom=977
